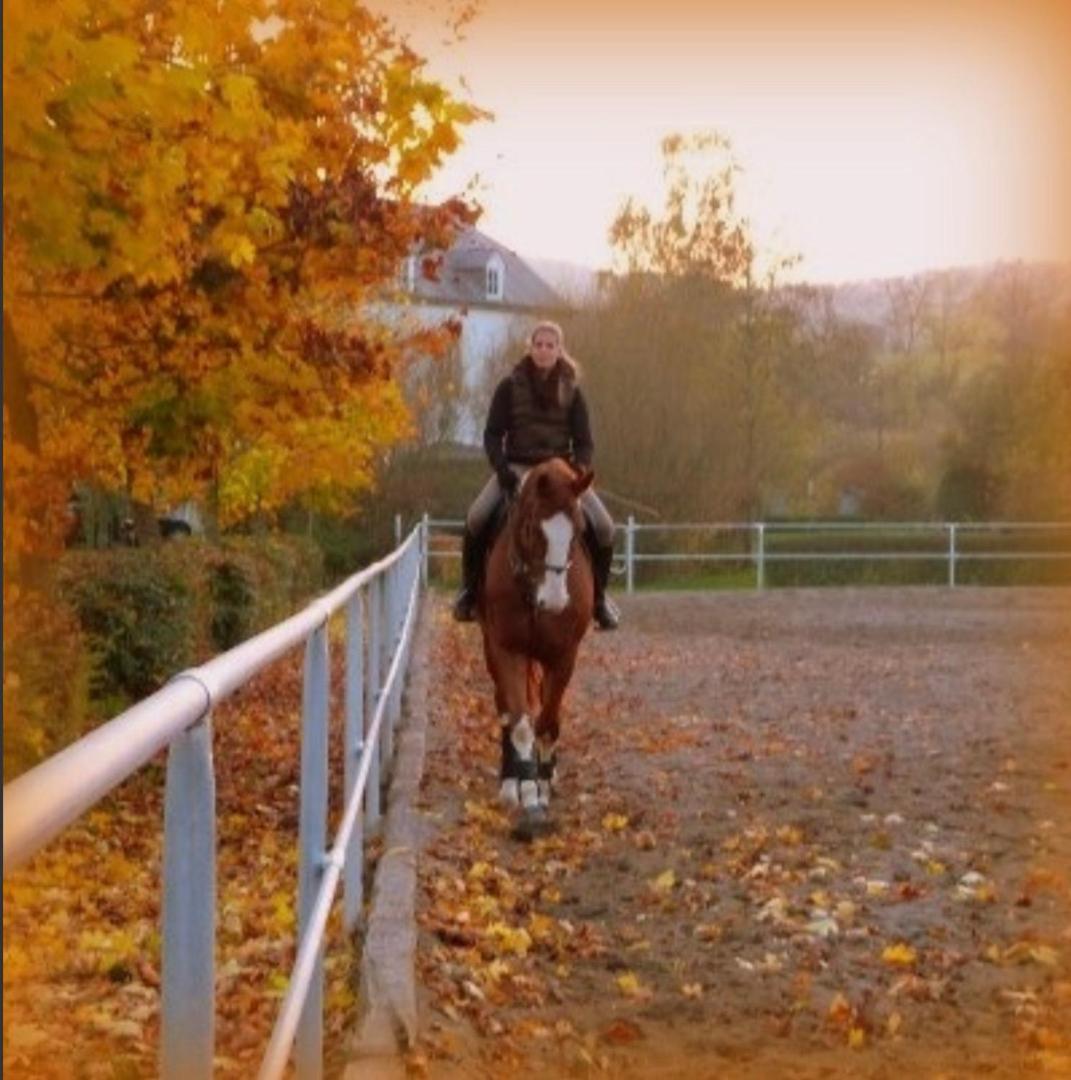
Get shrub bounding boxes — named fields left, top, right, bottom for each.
left=60, top=548, right=199, bottom=714
left=56, top=534, right=325, bottom=722
left=209, top=558, right=255, bottom=650
left=206, top=535, right=324, bottom=649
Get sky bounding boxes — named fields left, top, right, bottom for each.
left=378, top=0, right=1071, bottom=284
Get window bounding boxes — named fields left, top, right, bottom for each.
left=486, top=255, right=504, bottom=300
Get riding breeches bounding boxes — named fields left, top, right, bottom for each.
left=465, top=465, right=616, bottom=547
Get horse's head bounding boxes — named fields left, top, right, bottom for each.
left=514, top=459, right=594, bottom=613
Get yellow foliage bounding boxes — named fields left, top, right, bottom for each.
left=881, top=943, right=918, bottom=967
left=615, top=971, right=651, bottom=999
left=650, top=869, right=677, bottom=893
left=485, top=922, right=532, bottom=958
left=3, top=0, right=484, bottom=567
left=601, top=812, right=629, bottom=832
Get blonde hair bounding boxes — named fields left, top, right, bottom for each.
left=529, top=320, right=580, bottom=378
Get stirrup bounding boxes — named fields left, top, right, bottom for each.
left=594, top=596, right=620, bottom=631
left=452, top=589, right=477, bottom=623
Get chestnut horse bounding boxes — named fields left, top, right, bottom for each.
left=477, top=458, right=595, bottom=839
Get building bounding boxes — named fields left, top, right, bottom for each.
left=395, top=227, right=567, bottom=445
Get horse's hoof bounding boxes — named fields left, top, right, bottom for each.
left=511, top=806, right=552, bottom=843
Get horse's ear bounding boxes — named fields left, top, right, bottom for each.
left=572, top=467, right=595, bottom=497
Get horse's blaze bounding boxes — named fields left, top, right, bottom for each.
left=536, top=512, right=574, bottom=612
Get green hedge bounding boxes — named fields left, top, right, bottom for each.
left=62, top=548, right=200, bottom=712
left=57, top=533, right=324, bottom=722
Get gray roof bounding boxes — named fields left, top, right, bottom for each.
left=411, top=228, right=566, bottom=312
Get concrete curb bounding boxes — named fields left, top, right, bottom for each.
left=345, top=599, right=432, bottom=1080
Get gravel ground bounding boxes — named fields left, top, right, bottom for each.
left=412, top=587, right=1071, bottom=1079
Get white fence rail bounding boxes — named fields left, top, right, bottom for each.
left=3, top=522, right=427, bottom=1080
left=422, top=515, right=1071, bottom=591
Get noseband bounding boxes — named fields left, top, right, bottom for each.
left=508, top=544, right=574, bottom=588
left=506, top=498, right=580, bottom=604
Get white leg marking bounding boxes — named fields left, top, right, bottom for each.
left=536, top=513, right=574, bottom=612
left=511, top=715, right=535, bottom=760
left=537, top=780, right=551, bottom=808
left=520, top=780, right=539, bottom=810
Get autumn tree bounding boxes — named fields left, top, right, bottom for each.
left=571, top=132, right=809, bottom=521
left=3, top=0, right=483, bottom=763
left=3, top=0, right=483, bottom=546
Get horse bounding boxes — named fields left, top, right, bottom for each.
left=477, top=457, right=595, bottom=840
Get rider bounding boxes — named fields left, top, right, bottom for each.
left=453, top=320, right=621, bottom=630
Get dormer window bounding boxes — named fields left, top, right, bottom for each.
left=486, top=254, right=505, bottom=301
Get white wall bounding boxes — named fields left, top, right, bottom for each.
left=384, top=300, right=532, bottom=444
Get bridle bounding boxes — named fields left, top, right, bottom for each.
left=506, top=497, right=580, bottom=604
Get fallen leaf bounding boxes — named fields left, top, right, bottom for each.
left=882, top=943, right=918, bottom=967
left=1030, top=945, right=1060, bottom=967
left=485, top=922, right=532, bottom=957
left=807, top=916, right=839, bottom=939
left=828, top=992, right=853, bottom=1026
left=616, top=971, right=649, bottom=999
left=776, top=825, right=804, bottom=845
left=601, top=1018, right=643, bottom=1045
left=694, top=923, right=723, bottom=943
left=650, top=869, right=676, bottom=894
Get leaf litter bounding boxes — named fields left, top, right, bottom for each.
left=414, top=589, right=1071, bottom=1078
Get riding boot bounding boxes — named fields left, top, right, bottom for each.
left=452, top=527, right=485, bottom=622
left=591, top=542, right=621, bottom=631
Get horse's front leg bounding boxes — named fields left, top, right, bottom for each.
left=489, top=648, right=540, bottom=812
left=534, top=651, right=576, bottom=810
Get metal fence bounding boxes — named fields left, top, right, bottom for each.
left=3, top=523, right=427, bottom=1080
left=422, top=515, right=1071, bottom=590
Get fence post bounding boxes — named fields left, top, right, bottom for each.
left=381, top=566, right=396, bottom=775
left=394, top=513, right=402, bottom=548
left=365, top=575, right=382, bottom=831
left=948, top=523, right=957, bottom=588
left=755, top=522, right=766, bottom=590
left=296, top=623, right=330, bottom=1079
left=420, top=512, right=430, bottom=587
left=343, top=594, right=364, bottom=934
left=161, top=716, right=215, bottom=1080
left=625, top=515, right=636, bottom=594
